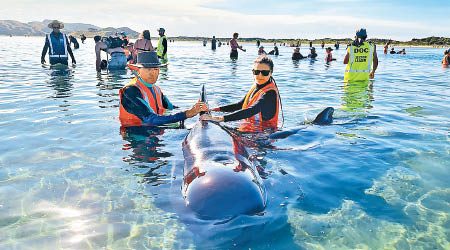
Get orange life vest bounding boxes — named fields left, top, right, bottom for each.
left=240, top=81, right=280, bottom=131
left=123, top=48, right=130, bottom=57
left=119, top=77, right=166, bottom=127
left=443, top=55, right=449, bottom=65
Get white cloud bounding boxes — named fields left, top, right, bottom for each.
left=1, top=0, right=448, bottom=40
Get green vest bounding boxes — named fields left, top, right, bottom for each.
left=344, top=42, right=373, bottom=82
left=157, top=35, right=167, bottom=60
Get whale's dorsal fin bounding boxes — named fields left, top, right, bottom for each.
left=200, top=84, right=210, bottom=116
left=312, top=107, right=334, bottom=125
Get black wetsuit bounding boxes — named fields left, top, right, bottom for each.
left=211, top=39, right=216, bottom=50
left=217, top=79, right=278, bottom=122
left=70, top=36, right=79, bottom=49
left=292, top=52, right=305, bottom=60
left=121, top=84, right=185, bottom=125
left=308, top=52, right=318, bottom=59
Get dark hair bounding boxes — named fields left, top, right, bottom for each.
left=100, top=59, right=108, bottom=70
left=254, top=55, right=274, bottom=71
left=352, top=36, right=366, bottom=47
left=142, top=30, right=150, bottom=40
left=233, top=32, right=238, bottom=38
left=94, top=35, right=101, bottom=42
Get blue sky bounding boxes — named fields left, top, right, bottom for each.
left=2, top=0, right=449, bottom=40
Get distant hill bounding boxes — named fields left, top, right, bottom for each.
left=70, top=27, right=139, bottom=39
left=0, top=19, right=139, bottom=38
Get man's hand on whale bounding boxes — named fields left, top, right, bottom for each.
left=186, top=101, right=208, bottom=118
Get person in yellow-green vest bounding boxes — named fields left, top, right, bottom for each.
left=156, top=28, right=168, bottom=63
left=343, top=28, right=378, bottom=82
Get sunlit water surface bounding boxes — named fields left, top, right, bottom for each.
left=0, top=37, right=449, bottom=249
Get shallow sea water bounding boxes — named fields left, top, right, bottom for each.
left=0, top=36, right=449, bottom=249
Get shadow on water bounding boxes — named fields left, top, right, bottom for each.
left=230, top=59, right=238, bottom=76
left=96, top=71, right=128, bottom=109
left=121, top=126, right=173, bottom=166
left=341, top=80, right=374, bottom=112
left=45, top=65, right=74, bottom=99
left=159, top=66, right=169, bottom=81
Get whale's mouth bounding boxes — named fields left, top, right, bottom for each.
left=183, top=167, right=266, bottom=220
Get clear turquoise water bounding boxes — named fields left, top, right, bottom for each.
left=0, top=36, right=449, bottom=249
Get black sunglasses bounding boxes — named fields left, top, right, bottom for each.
left=252, top=69, right=271, bottom=76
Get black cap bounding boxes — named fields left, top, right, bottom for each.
left=130, top=51, right=161, bottom=68
left=356, top=28, right=367, bottom=38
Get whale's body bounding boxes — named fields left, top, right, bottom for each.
left=182, top=120, right=266, bottom=220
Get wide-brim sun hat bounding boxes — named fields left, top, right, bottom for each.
left=326, top=47, right=333, bottom=51
left=157, top=28, right=165, bottom=33
left=129, top=51, right=161, bottom=68
left=48, top=20, right=64, bottom=29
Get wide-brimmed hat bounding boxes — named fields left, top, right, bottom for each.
left=326, top=47, right=333, bottom=51
left=157, top=28, right=165, bottom=33
left=48, top=20, right=64, bottom=29
left=130, top=51, right=161, bottom=68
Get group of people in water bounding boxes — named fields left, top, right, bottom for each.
left=40, top=20, right=448, bottom=131
left=119, top=28, right=378, bottom=130
left=41, top=20, right=168, bottom=72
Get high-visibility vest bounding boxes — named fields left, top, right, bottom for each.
left=240, top=81, right=280, bottom=131
left=443, top=55, right=449, bottom=65
left=47, top=33, right=68, bottom=59
left=119, top=77, right=166, bottom=127
left=157, top=35, right=167, bottom=60
left=344, top=42, right=374, bottom=82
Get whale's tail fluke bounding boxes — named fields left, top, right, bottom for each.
left=269, top=107, right=334, bottom=139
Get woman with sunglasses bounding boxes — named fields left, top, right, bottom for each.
left=202, top=55, right=281, bottom=132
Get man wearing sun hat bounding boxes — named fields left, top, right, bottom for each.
left=41, top=20, right=76, bottom=65
left=119, top=51, right=207, bottom=127
left=343, top=28, right=378, bottom=82
left=325, top=47, right=336, bottom=63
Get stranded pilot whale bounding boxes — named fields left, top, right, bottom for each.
left=181, top=86, right=334, bottom=219
left=182, top=86, right=266, bottom=220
